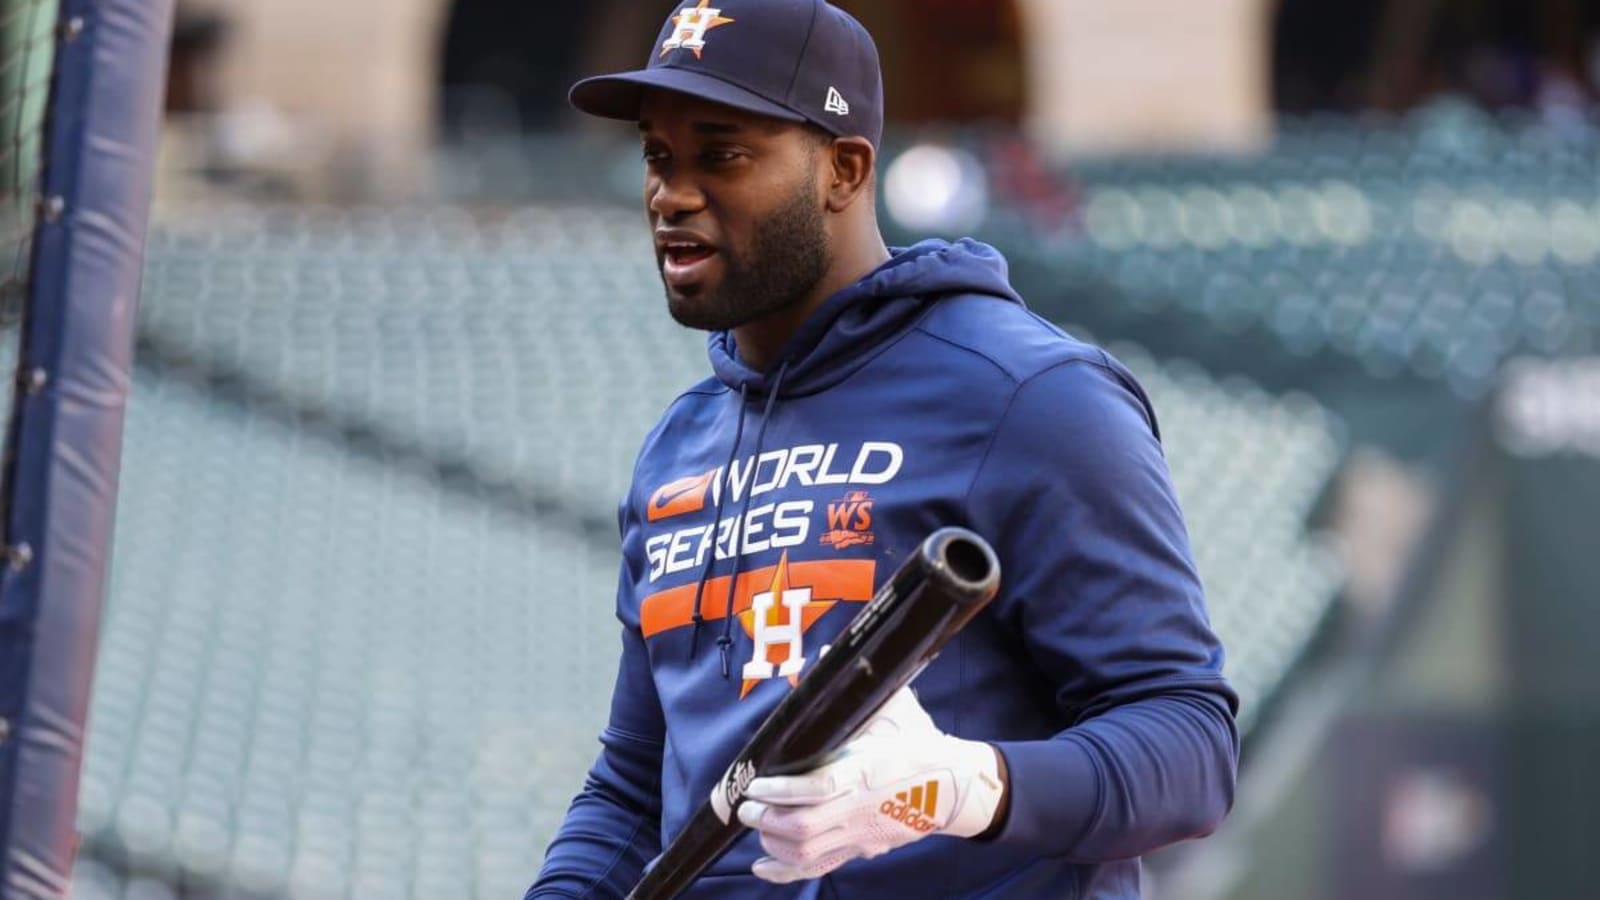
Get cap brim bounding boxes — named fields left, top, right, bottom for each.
left=570, top=67, right=807, bottom=127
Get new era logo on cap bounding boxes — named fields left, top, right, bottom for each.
left=824, top=87, right=849, bottom=116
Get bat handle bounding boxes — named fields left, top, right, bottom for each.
left=624, top=805, right=743, bottom=900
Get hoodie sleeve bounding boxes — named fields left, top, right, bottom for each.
left=965, top=357, right=1240, bottom=862
left=528, top=561, right=666, bottom=896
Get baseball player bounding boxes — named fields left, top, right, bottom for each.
left=530, top=1, right=1238, bottom=897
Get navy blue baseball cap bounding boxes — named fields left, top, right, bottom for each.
left=570, top=0, right=884, bottom=148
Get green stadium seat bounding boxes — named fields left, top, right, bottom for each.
left=81, top=201, right=1350, bottom=897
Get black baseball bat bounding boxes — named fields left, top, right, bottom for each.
left=625, top=527, right=1001, bottom=900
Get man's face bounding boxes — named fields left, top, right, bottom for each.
left=638, top=90, right=831, bottom=333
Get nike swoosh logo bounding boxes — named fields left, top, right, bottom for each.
left=648, top=472, right=713, bottom=521
left=652, top=481, right=701, bottom=510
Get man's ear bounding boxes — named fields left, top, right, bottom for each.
left=824, top=137, right=876, bottom=213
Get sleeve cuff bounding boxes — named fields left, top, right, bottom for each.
left=986, top=734, right=1104, bottom=857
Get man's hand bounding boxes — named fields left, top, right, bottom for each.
left=735, top=685, right=1008, bottom=884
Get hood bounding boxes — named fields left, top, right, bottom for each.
left=707, top=238, right=1024, bottom=397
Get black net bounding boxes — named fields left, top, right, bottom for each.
left=0, top=0, right=58, bottom=541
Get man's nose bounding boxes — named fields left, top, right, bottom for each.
left=648, top=172, right=706, bottom=220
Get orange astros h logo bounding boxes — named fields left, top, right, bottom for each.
left=660, top=0, right=735, bottom=59
left=648, top=470, right=714, bottom=522
left=820, top=490, right=875, bottom=549
left=736, top=552, right=839, bottom=699
left=636, top=555, right=880, bottom=698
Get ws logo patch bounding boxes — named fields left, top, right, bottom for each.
left=820, top=490, right=875, bottom=549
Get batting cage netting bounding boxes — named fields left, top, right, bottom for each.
left=0, top=0, right=54, bottom=551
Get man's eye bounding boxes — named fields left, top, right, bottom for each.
left=641, top=147, right=667, bottom=163
left=704, top=149, right=741, bottom=164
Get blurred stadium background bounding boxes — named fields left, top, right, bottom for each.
left=3, top=0, right=1600, bottom=897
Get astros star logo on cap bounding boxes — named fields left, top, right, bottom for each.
left=660, top=0, right=735, bottom=59
left=572, top=0, right=885, bottom=149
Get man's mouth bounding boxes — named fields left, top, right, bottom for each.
left=662, top=242, right=720, bottom=288
left=664, top=242, right=716, bottom=266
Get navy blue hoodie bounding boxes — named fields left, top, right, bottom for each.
left=530, top=239, right=1239, bottom=899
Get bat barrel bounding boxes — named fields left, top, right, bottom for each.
left=923, top=527, right=1000, bottom=604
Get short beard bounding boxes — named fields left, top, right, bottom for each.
left=664, top=174, right=828, bottom=333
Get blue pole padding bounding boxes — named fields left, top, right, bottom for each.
left=0, top=0, right=173, bottom=896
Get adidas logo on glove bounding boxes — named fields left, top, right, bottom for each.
left=879, top=780, right=940, bottom=833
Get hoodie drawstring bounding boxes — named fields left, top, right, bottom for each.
left=687, top=383, right=749, bottom=661
left=716, top=360, right=790, bottom=679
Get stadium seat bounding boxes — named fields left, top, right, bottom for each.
left=88, top=203, right=1347, bottom=897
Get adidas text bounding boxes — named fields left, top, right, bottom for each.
left=879, top=798, right=936, bottom=833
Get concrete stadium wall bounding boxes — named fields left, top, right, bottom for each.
left=177, top=0, right=1274, bottom=198
left=1018, top=0, right=1274, bottom=156
left=180, top=0, right=450, bottom=198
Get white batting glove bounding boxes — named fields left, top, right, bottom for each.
left=735, top=685, right=1007, bottom=884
